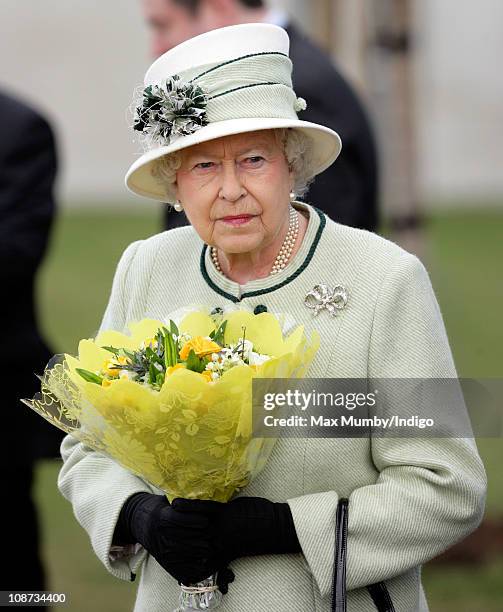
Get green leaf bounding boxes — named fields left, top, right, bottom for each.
left=102, top=345, right=121, bottom=356
left=149, top=362, right=158, bottom=385
left=169, top=320, right=179, bottom=338
left=185, top=349, right=207, bottom=373
left=211, top=320, right=227, bottom=346
left=146, top=346, right=164, bottom=369
left=123, top=348, right=136, bottom=361
left=163, top=327, right=178, bottom=368
left=155, top=329, right=165, bottom=357
left=76, top=368, right=103, bottom=385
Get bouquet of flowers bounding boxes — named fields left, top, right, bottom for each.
left=24, top=308, right=319, bottom=610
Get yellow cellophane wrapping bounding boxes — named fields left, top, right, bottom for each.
left=24, top=311, right=319, bottom=502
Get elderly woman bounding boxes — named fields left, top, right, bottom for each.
left=58, top=24, right=486, bottom=612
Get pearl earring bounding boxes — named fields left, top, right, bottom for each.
left=289, top=191, right=296, bottom=201
left=173, top=200, right=183, bottom=212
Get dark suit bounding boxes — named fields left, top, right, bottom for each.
left=163, top=22, right=378, bottom=232
left=0, top=90, right=61, bottom=597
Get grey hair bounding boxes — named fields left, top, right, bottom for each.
left=281, top=128, right=315, bottom=198
left=150, top=128, right=314, bottom=203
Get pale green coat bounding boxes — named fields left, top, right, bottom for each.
left=59, top=203, right=486, bottom=611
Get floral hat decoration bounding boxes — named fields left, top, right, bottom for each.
left=125, top=23, right=342, bottom=202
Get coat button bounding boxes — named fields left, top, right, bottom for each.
left=254, top=304, right=268, bottom=314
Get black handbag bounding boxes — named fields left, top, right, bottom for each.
left=331, top=498, right=396, bottom=612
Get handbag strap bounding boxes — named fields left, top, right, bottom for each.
left=367, top=582, right=396, bottom=612
left=331, top=497, right=348, bottom=612
left=331, top=498, right=395, bottom=612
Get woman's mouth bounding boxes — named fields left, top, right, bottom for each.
left=220, top=214, right=255, bottom=226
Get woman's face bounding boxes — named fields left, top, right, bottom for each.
left=174, top=130, right=294, bottom=255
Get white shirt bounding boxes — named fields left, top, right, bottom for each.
left=263, top=8, right=289, bottom=29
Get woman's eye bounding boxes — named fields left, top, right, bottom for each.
left=194, top=162, right=215, bottom=170
left=243, top=156, right=264, bottom=165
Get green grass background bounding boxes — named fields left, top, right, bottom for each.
left=33, top=205, right=503, bottom=611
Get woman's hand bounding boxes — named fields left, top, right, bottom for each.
left=113, top=493, right=215, bottom=585
left=171, top=496, right=301, bottom=569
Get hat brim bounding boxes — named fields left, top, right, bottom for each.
left=125, top=118, right=342, bottom=202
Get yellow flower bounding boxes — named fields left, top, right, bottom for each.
left=167, top=363, right=186, bottom=375
left=101, top=378, right=112, bottom=388
left=200, top=370, right=213, bottom=383
left=102, top=355, right=129, bottom=378
left=141, top=337, right=158, bottom=350
left=179, top=336, right=221, bottom=361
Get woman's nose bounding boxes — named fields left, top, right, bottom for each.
left=218, top=162, right=247, bottom=202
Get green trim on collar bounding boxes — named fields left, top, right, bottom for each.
left=200, top=207, right=326, bottom=303
left=199, top=255, right=241, bottom=303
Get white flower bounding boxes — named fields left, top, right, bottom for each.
left=294, top=97, right=307, bottom=112
left=248, top=352, right=271, bottom=366
left=232, top=338, right=254, bottom=360
left=119, top=370, right=136, bottom=380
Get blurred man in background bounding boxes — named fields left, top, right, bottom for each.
left=142, top=0, right=379, bottom=232
left=0, top=89, right=61, bottom=603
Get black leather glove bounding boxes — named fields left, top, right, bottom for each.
left=113, top=492, right=231, bottom=587
left=171, top=496, right=301, bottom=569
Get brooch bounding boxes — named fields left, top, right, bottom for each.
left=304, top=284, right=348, bottom=317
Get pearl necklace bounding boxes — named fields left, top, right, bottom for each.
left=210, top=206, right=300, bottom=278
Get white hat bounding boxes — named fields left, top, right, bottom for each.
left=125, top=23, right=342, bottom=201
